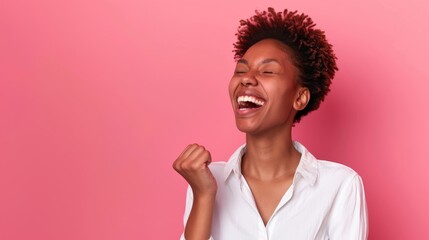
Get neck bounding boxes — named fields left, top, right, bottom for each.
left=242, top=124, right=301, bottom=181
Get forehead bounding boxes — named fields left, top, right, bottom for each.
left=242, top=39, right=293, bottom=62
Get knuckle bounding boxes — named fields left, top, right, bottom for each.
left=172, top=163, right=181, bottom=172
left=180, top=160, right=188, bottom=169
left=202, top=150, right=211, bottom=159
left=190, top=161, right=201, bottom=170
left=181, top=161, right=192, bottom=171
left=172, top=159, right=181, bottom=170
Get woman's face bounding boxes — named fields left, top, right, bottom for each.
left=229, top=38, right=307, bottom=135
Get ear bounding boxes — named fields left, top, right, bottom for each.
left=293, top=87, right=310, bottom=111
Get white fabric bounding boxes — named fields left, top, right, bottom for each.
left=180, top=141, right=368, bottom=240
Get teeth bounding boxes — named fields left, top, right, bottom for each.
left=237, top=96, right=265, bottom=106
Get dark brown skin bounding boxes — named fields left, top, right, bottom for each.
left=172, top=144, right=216, bottom=239
left=173, top=39, right=310, bottom=239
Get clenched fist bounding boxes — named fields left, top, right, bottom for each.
left=173, top=144, right=217, bottom=198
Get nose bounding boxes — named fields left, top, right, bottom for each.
left=241, top=72, right=258, bottom=86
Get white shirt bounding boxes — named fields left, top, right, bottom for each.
left=180, top=141, right=368, bottom=240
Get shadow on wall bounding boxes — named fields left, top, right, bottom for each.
left=294, top=48, right=420, bottom=239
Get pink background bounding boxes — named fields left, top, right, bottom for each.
left=1, top=0, right=428, bottom=239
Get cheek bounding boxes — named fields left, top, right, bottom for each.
left=265, top=82, right=285, bottom=97
left=265, top=83, right=296, bottom=106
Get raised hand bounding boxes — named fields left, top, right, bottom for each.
left=173, top=144, right=217, bottom=198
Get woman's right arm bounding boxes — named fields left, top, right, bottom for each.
left=173, top=144, right=217, bottom=240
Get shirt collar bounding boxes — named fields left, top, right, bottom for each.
left=223, top=141, right=319, bottom=186
left=223, top=143, right=246, bottom=182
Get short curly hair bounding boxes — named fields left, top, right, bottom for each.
left=233, top=7, right=338, bottom=123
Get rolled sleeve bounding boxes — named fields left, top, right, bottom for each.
left=328, top=174, right=368, bottom=239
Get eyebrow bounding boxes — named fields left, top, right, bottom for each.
left=237, top=59, right=248, bottom=64
left=261, top=58, right=280, bottom=64
left=237, top=58, right=280, bottom=65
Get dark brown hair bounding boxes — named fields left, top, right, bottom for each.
left=233, top=7, right=338, bottom=123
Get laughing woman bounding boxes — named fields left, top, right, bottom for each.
left=173, top=8, right=368, bottom=240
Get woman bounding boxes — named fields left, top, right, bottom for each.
left=173, top=8, right=368, bottom=240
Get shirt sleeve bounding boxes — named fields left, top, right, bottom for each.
left=328, top=174, right=368, bottom=240
left=179, top=186, right=214, bottom=240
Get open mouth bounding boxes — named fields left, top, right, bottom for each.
left=237, top=95, right=265, bottom=110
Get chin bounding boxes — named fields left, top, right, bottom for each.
left=235, top=123, right=260, bottom=134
